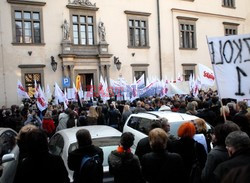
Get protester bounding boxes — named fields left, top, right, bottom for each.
left=42, top=110, right=55, bottom=138
left=201, top=122, right=240, bottom=183
left=24, top=109, right=42, bottom=128
left=86, top=106, right=98, bottom=125
left=133, top=101, right=146, bottom=114
left=68, top=129, right=103, bottom=183
left=121, top=104, right=132, bottom=130
left=108, top=103, right=121, bottom=129
left=141, top=128, right=185, bottom=183
left=213, top=131, right=250, bottom=183
left=108, top=132, right=143, bottom=183
left=96, top=106, right=105, bottom=125
left=56, top=108, right=71, bottom=131
left=221, top=164, right=250, bottom=183
left=14, top=129, right=69, bottom=183
left=172, top=122, right=207, bottom=181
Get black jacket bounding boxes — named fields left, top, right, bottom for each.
left=141, top=150, right=185, bottom=183
left=108, top=150, right=143, bottom=183
left=68, top=145, right=104, bottom=183
left=14, top=152, right=69, bottom=183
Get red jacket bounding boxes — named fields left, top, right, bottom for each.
left=42, top=118, right=55, bottom=135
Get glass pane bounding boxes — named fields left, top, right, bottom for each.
left=24, top=12, right=31, bottom=19
left=190, top=25, right=194, bottom=31
left=185, top=32, right=190, bottom=48
left=87, top=16, right=93, bottom=24
left=88, top=38, right=93, bottom=45
left=80, top=25, right=85, bottom=31
left=141, top=21, right=146, bottom=28
left=141, top=29, right=146, bottom=46
left=25, top=29, right=31, bottom=36
left=180, top=24, right=184, bottom=30
left=81, top=38, right=86, bottom=45
left=73, top=32, right=78, bottom=37
left=129, top=20, right=133, bottom=27
left=33, top=12, right=40, bottom=20
left=15, top=21, right=22, bottom=30
left=129, top=28, right=134, bottom=46
left=72, top=15, right=78, bottom=23
left=135, top=20, right=139, bottom=27
left=15, top=11, right=22, bottom=19
left=80, top=16, right=86, bottom=23
left=180, top=31, right=184, bottom=48
left=185, top=24, right=189, bottom=30
left=73, top=24, right=78, bottom=31
left=25, top=36, right=32, bottom=43
left=74, top=38, right=79, bottom=44
left=34, top=22, right=40, bottom=29
left=24, top=22, right=31, bottom=28
left=135, top=28, right=140, bottom=46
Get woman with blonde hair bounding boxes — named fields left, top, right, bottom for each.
left=86, top=106, right=98, bottom=125
left=121, top=105, right=132, bottom=130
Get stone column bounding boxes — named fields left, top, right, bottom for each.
left=106, top=65, right=111, bottom=88
left=69, top=65, right=74, bottom=87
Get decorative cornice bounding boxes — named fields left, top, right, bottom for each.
left=7, top=0, right=46, bottom=6
left=181, top=63, right=197, bottom=66
left=130, top=64, right=149, bottom=67
left=67, top=0, right=98, bottom=11
left=98, top=54, right=113, bottom=58
left=124, top=10, right=151, bottom=17
left=177, top=16, right=198, bottom=21
left=223, top=22, right=240, bottom=26
left=18, top=64, right=46, bottom=68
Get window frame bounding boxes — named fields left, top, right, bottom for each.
left=131, top=64, right=149, bottom=83
left=125, top=11, right=150, bottom=48
left=177, top=16, right=198, bottom=50
left=182, top=63, right=196, bottom=81
left=11, top=5, right=44, bottom=45
left=222, top=0, right=235, bottom=8
left=223, top=22, right=239, bottom=36
left=69, top=9, right=97, bottom=46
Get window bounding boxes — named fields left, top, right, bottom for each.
left=72, top=15, right=94, bottom=45
left=131, top=64, right=149, bottom=84
left=182, top=64, right=196, bottom=81
left=0, top=130, right=16, bottom=159
left=125, top=11, right=150, bottom=48
left=12, top=9, right=43, bottom=44
left=178, top=17, right=198, bottom=49
left=24, top=73, right=42, bottom=98
left=48, top=134, right=64, bottom=156
left=223, top=22, right=239, bottom=36
left=129, top=19, right=148, bottom=47
left=222, top=0, right=235, bottom=8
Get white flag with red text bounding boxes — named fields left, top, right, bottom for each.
left=37, top=85, right=48, bottom=111
left=198, top=64, right=215, bottom=86
left=17, top=80, right=30, bottom=99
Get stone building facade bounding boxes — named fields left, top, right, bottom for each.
left=0, top=0, right=250, bottom=106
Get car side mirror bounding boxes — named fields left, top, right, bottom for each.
left=1, top=154, right=15, bottom=164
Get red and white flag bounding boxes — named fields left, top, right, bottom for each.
left=17, top=80, right=30, bottom=99
left=136, top=74, right=145, bottom=89
left=34, top=80, right=39, bottom=98
left=37, top=85, right=48, bottom=111
left=198, top=64, right=215, bottom=86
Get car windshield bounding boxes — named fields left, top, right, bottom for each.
left=68, top=137, right=120, bottom=167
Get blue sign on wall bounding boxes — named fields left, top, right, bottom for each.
left=62, top=77, right=70, bottom=88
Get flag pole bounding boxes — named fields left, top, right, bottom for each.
left=206, top=36, right=226, bottom=123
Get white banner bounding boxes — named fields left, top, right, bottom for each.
left=198, top=64, right=215, bottom=86
left=207, top=34, right=250, bottom=101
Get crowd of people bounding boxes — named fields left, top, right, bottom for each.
left=1, top=89, right=250, bottom=183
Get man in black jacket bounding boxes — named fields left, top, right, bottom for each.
left=68, top=129, right=104, bottom=183
left=213, top=131, right=250, bottom=183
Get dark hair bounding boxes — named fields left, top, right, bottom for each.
left=26, top=129, right=48, bottom=155
left=76, top=129, right=92, bottom=147
left=214, top=123, right=240, bottom=146
left=120, top=132, right=134, bottom=150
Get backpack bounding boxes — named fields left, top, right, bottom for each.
left=189, top=142, right=202, bottom=183
left=79, top=154, right=102, bottom=183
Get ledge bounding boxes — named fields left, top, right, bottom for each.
left=223, top=22, right=239, bottom=26
left=7, top=0, right=46, bottom=6
left=179, top=47, right=198, bottom=50
left=124, top=10, right=151, bottom=17
left=66, top=5, right=99, bottom=11
left=130, top=64, right=149, bottom=67
left=181, top=63, right=197, bottom=66
left=177, top=16, right=198, bottom=21
left=18, top=64, right=46, bottom=68
left=127, top=46, right=150, bottom=49
left=12, top=43, right=46, bottom=46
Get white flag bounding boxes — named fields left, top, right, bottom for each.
left=198, top=64, right=215, bottom=86
left=36, top=85, right=48, bottom=111
left=136, top=74, right=145, bottom=89
left=17, top=80, right=30, bottom=99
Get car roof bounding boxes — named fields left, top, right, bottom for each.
left=56, top=125, right=122, bottom=144
left=0, top=128, right=17, bottom=135
left=130, top=111, right=199, bottom=123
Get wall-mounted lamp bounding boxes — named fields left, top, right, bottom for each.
left=132, top=53, right=135, bottom=57
left=51, top=56, right=58, bottom=72
left=28, top=51, right=32, bottom=56
left=114, top=56, right=122, bottom=71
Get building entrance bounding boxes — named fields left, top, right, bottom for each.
left=79, top=73, right=94, bottom=91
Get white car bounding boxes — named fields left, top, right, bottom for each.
left=48, top=125, right=122, bottom=183
left=0, top=128, right=19, bottom=183
left=123, top=111, right=213, bottom=149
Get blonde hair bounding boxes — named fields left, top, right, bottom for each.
left=220, top=106, right=230, bottom=116
left=88, top=106, right=98, bottom=118
left=123, top=105, right=130, bottom=112
left=16, top=124, right=38, bottom=141
left=149, top=128, right=168, bottom=151
left=194, top=118, right=207, bottom=133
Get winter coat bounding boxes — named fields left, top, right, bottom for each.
left=68, top=145, right=104, bottom=183
left=14, top=152, right=69, bottom=183
left=108, top=150, right=143, bottom=183
left=201, top=145, right=229, bottom=183
left=56, top=112, right=69, bottom=131
left=141, top=150, right=185, bottom=183
left=171, top=137, right=207, bottom=180
left=213, top=148, right=250, bottom=183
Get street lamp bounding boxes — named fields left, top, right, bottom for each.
left=51, top=56, right=57, bottom=72
left=114, top=56, right=122, bottom=71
